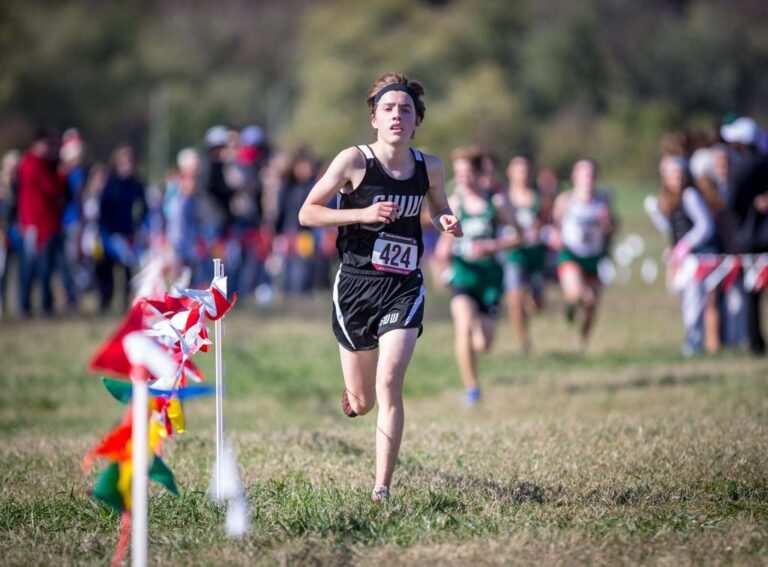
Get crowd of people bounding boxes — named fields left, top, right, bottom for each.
left=0, top=124, right=339, bottom=318
left=646, top=117, right=768, bottom=358
left=0, top=116, right=765, bottom=368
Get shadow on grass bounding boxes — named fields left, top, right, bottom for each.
left=543, top=348, right=685, bottom=369
left=565, top=372, right=722, bottom=395
left=295, top=431, right=365, bottom=457
left=398, top=459, right=549, bottom=505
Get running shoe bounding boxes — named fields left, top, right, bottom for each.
left=371, top=486, right=389, bottom=502
left=463, top=387, right=481, bottom=406
left=341, top=389, right=358, bottom=418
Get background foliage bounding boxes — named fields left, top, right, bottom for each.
left=1, top=0, right=766, bottom=180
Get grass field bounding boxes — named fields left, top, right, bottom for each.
left=2, top=188, right=767, bottom=566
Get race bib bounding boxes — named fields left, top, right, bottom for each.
left=371, top=232, right=418, bottom=274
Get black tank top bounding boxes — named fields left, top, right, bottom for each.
left=669, top=205, right=693, bottom=246
left=336, top=144, right=430, bottom=269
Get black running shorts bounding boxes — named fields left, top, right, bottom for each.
left=332, top=265, right=425, bottom=351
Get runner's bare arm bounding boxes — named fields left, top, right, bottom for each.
left=424, top=154, right=463, bottom=237
left=434, top=194, right=459, bottom=261
left=298, top=147, right=400, bottom=228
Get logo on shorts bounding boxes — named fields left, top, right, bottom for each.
left=380, top=312, right=400, bottom=326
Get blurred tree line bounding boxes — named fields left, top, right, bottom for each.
left=1, top=0, right=766, bottom=181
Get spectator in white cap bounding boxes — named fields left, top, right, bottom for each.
left=204, top=125, right=229, bottom=149
left=721, top=116, right=768, bottom=356
left=690, top=147, right=748, bottom=350
left=721, top=117, right=758, bottom=146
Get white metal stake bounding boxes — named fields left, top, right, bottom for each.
left=131, top=370, right=149, bottom=567
left=213, top=258, right=225, bottom=501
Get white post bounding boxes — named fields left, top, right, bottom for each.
left=213, top=259, right=225, bottom=501
left=131, top=368, right=149, bottom=567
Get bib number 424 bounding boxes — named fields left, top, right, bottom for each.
left=372, top=233, right=417, bottom=274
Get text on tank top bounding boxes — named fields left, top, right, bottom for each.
left=561, top=194, right=607, bottom=257
left=336, top=145, right=430, bottom=270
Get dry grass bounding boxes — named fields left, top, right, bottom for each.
left=1, top=196, right=767, bottom=565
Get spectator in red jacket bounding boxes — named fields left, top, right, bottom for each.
left=16, top=128, right=68, bottom=317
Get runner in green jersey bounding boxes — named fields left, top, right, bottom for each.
left=436, top=147, right=521, bottom=405
left=504, top=154, right=548, bottom=354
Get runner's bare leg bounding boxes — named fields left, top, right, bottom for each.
left=559, top=263, right=584, bottom=306
left=580, top=281, right=600, bottom=346
left=374, top=327, right=418, bottom=489
left=450, top=295, right=480, bottom=389
left=339, top=346, right=378, bottom=415
left=472, top=314, right=497, bottom=353
left=507, top=288, right=530, bottom=350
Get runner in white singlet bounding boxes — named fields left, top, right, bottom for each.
left=553, top=159, right=616, bottom=350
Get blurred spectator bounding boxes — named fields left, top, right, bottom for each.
left=164, top=148, right=201, bottom=283
left=0, top=150, right=20, bottom=317
left=309, top=158, right=337, bottom=292
left=260, top=150, right=290, bottom=228
left=194, top=125, right=239, bottom=287
left=220, top=127, right=253, bottom=295
left=234, top=125, right=272, bottom=297
left=275, top=145, right=318, bottom=295
left=79, top=163, right=108, bottom=293
left=690, top=147, right=747, bottom=349
left=198, top=125, right=233, bottom=241
left=16, top=128, right=68, bottom=317
left=96, top=145, right=146, bottom=313
left=645, top=156, right=717, bottom=356
left=59, top=128, right=87, bottom=305
left=232, top=125, right=266, bottom=231
left=721, top=116, right=768, bottom=355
